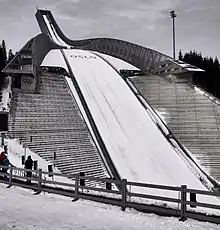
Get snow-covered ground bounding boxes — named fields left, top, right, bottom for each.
left=0, top=183, right=219, bottom=230
left=2, top=138, right=220, bottom=217
left=1, top=138, right=73, bottom=185
left=3, top=138, right=58, bottom=174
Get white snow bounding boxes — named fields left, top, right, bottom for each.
left=62, top=49, right=218, bottom=202
left=137, top=91, right=170, bottom=136
left=40, top=49, right=68, bottom=70
left=93, top=51, right=140, bottom=71
left=42, top=14, right=71, bottom=49
left=43, top=15, right=58, bottom=45
left=3, top=138, right=55, bottom=171
left=1, top=139, right=73, bottom=186
left=0, top=184, right=219, bottom=230
left=194, top=86, right=205, bottom=95
left=187, top=68, right=204, bottom=72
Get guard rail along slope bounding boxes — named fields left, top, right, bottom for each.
left=0, top=165, right=220, bottom=225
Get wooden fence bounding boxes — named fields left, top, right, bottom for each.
left=0, top=166, right=220, bottom=224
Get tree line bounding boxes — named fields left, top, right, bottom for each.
left=179, top=50, right=220, bottom=98
left=0, top=40, right=15, bottom=91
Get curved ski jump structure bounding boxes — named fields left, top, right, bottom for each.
left=3, top=9, right=220, bottom=197
left=35, top=10, right=170, bottom=74
left=33, top=9, right=219, bottom=189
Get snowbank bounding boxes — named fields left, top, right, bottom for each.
left=1, top=138, right=73, bottom=186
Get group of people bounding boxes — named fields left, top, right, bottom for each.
left=0, top=151, right=33, bottom=183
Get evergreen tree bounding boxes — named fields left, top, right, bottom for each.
left=0, top=46, right=6, bottom=90
left=8, top=49, right=15, bottom=63
left=178, top=50, right=183, bottom=60
left=0, top=40, right=15, bottom=91
left=0, top=47, right=5, bottom=71
left=214, top=57, right=219, bottom=69
left=1, top=40, right=7, bottom=65
left=182, top=50, right=220, bottom=98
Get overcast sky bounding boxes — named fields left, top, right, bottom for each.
left=0, top=0, right=219, bottom=58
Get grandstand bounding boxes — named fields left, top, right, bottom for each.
left=132, top=74, right=220, bottom=182
left=8, top=72, right=109, bottom=181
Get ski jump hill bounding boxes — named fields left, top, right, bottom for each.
left=2, top=9, right=220, bottom=198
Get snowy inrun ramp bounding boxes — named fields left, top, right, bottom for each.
left=62, top=49, right=205, bottom=190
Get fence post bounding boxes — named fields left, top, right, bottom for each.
left=121, top=179, right=127, bottom=211
left=179, top=185, right=187, bottom=221
left=38, top=169, right=42, bottom=193
left=190, top=192, right=197, bottom=208
left=74, top=173, right=79, bottom=201
left=106, top=177, right=112, bottom=190
left=79, top=172, right=85, bottom=187
left=8, top=166, right=13, bottom=186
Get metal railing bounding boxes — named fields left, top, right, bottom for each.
left=0, top=166, right=220, bottom=224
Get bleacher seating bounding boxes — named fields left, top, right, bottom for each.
left=9, top=73, right=109, bottom=183
left=131, top=75, right=220, bottom=182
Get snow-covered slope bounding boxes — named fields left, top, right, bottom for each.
left=40, top=16, right=220, bottom=205
left=63, top=49, right=206, bottom=190
left=93, top=52, right=140, bottom=71
left=1, top=138, right=72, bottom=184
left=3, top=138, right=55, bottom=171
left=41, top=49, right=68, bottom=69
left=40, top=46, right=220, bottom=206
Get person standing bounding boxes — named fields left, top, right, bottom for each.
left=2, top=155, right=13, bottom=181
left=24, top=155, right=33, bottom=184
left=0, top=151, right=6, bottom=166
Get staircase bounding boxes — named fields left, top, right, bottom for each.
left=132, top=75, right=220, bottom=182
left=9, top=73, right=109, bottom=181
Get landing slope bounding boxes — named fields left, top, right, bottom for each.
left=64, top=49, right=207, bottom=191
